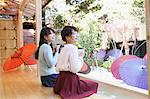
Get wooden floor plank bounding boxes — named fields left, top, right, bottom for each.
left=0, top=66, right=61, bottom=99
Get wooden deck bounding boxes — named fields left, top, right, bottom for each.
left=0, top=65, right=109, bottom=99
left=0, top=65, right=60, bottom=99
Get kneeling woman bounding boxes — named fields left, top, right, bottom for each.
left=35, top=27, right=60, bottom=87
left=54, top=26, right=98, bottom=99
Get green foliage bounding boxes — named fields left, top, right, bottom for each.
left=66, top=0, right=81, bottom=5
left=133, top=0, right=144, bottom=8
left=78, top=33, right=95, bottom=66
left=54, top=14, right=67, bottom=29
left=89, top=5, right=102, bottom=13
left=101, top=57, right=114, bottom=69
left=97, top=59, right=104, bottom=66
left=78, top=21, right=102, bottom=66
left=131, top=0, right=145, bottom=23
left=66, top=0, right=102, bottom=14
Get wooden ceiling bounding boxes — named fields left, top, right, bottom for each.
left=0, top=0, right=51, bottom=18
left=0, top=0, right=19, bottom=15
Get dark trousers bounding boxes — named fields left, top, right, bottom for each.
left=41, top=74, right=59, bottom=87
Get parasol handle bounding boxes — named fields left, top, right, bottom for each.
left=141, top=65, right=146, bottom=69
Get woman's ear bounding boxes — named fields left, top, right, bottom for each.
left=44, top=35, right=47, bottom=40
left=65, top=36, right=70, bottom=42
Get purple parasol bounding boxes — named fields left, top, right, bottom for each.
left=119, top=58, right=148, bottom=90
left=96, top=49, right=106, bottom=60
left=111, top=55, right=138, bottom=79
left=105, top=49, right=123, bottom=60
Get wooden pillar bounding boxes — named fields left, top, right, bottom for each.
left=145, top=0, right=150, bottom=94
left=17, top=10, right=24, bottom=69
left=35, top=0, right=42, bottom=76
left=17, top=11, right=23, bottom=48
left=17, top=0, right=30, bottom=70
left=35, top=0, right=42, bottom=46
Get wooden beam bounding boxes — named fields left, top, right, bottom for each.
left=24, top=6, right=35, bottom=13
left=19, top=0, right=30, bottom=11
left=23, top=9, right=34, bottom=15
left=23, top=12, right=33, bottom=18
left=145, top=0, right=150, bottom=95
left=42, top=0, right=52, bottom=8
left=0, top=10, right=17, bottom=15
left=0, top=5, right=18, bottom=8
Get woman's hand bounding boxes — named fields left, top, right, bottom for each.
left=52, top=44, right=60, bottom=53
left=78, top=48, right=85, bottom=58
left=56, top=45, right=61, bottom=52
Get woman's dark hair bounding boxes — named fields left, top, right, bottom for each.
left=35, top=27, right=55, bottom=59
left=61, top=26, right=78, bottom=42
